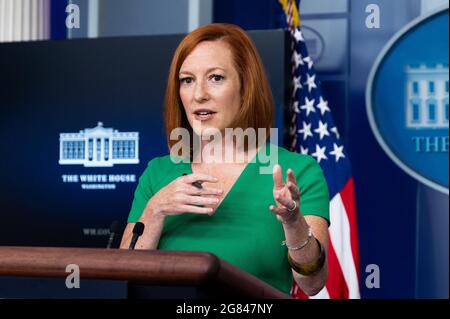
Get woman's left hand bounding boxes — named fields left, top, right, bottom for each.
left=270, top=164, right=301, bottom=224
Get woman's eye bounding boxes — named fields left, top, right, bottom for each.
left=180, top=77, right=193, bottom=84
left=210, top=74, right=224, bottom=82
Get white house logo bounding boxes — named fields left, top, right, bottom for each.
left=405, top=64, right=449, bottom=129
left=59, top=122, right=139, bottom=167
left=366, top=5, right=449, bottom=194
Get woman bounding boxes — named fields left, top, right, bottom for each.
left=120, top=23, right=329, bottom=296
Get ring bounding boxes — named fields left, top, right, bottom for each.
left=286, top=201, right=297, bottom=212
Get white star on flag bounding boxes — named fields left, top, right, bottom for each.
left=330, top=127, right=340, bottom=139
left=294, top=28, right=304, bottom=42
left=292, top=51, right=304, bottom=68
left=330, top=143, right=346, bottom=162
left=300, top=97, right=316, bottom=116
left=300, top=146, right=309, bottom=155
left=297, top=121, right=313, bottom=140
left=311, top=144, right=328, bottom=163
left=303, top=56, right=313, bottom=69
left=314, top=120, right=330, bottom=140
left=293, top=76, right=302, bottom=95
left=304, top=73, right=317, bottom=93
left=316, top=97, right=330, bottom=115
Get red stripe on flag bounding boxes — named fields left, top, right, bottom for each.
left=326, top=237, right=349, bottom=299
left=339, top=178, right=361, bottom=282
left=291, top=281, right=309, bottom=299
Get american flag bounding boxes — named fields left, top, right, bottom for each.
left=278, top=0, right=361, bottom=299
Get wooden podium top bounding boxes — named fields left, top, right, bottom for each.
left=0, top=246, right=289, bottom=299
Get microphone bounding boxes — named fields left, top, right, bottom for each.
left=106, top=220, right=121, bottom=249
left=129, top=222, right=145, bottom=250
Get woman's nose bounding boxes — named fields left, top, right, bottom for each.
left=194, top=80, right=209, bottom=103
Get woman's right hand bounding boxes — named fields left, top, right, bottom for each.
left=144, top=173, right=223, bottom=218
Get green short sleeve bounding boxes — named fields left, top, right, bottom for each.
left=127, top=158, right=158, bottom=223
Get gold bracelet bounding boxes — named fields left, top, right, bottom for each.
left=287, top=237, right=326, bottom=276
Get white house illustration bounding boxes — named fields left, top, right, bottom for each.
left=59, top=122, right=139, bottom=167
left=405, top=64, right=449, bottom=129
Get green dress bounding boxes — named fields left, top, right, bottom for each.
left=127, top=142, right=329, bottom=294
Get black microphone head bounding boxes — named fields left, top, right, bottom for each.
left=110, top=220, right=121, bottom=234
left=132, top=222, right=145, bottom=236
